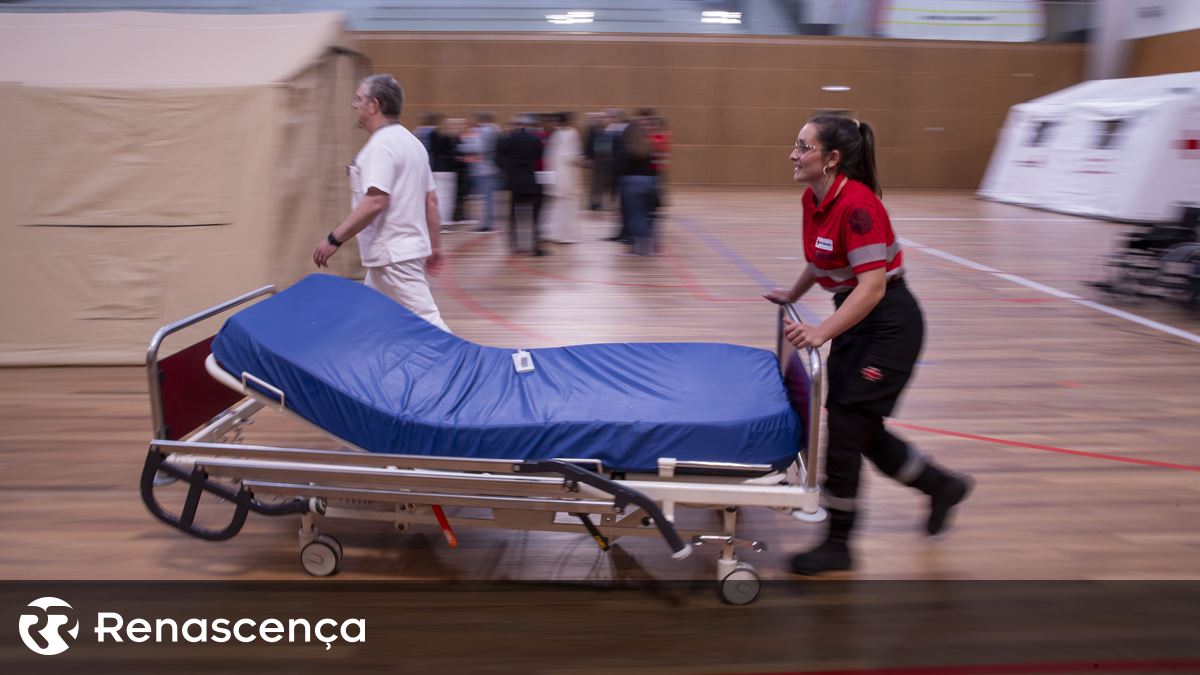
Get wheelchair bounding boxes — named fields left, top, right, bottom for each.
left=1092, top=206, right=1200, bottom=310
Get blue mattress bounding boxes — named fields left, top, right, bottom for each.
left=212, top=274, right=801, bottom=473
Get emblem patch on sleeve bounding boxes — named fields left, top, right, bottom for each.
left=861, top=366, right=883, bottom=382
left=849, top=208, right=873, bottom=234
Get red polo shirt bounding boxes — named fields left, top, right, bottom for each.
left=802, top=175, right=904, bottom=293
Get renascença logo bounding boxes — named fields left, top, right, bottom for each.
left=16, top=596, right=365, bottom=655
left=19, top=597, right=80, bottom=656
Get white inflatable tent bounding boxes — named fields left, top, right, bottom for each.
left=979, top=71, right=1200, bottom=223
left=0, top=12, right=367, bottom=365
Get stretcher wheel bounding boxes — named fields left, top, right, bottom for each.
left=315, top=533, right=343, bottom=562
left=300, top=539, right=340, bottom=577
left=718, top=565, right=761, bottom=605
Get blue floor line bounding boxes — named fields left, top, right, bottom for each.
left=674, top=215, right=820, bottom=324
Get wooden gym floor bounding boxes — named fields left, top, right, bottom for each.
left=1, top=187, right=1197, bottom=583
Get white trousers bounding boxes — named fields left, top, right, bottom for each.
left=364, top=259, right=450, bottom=332
left=544, top=191, right=583, bottom=243
left=433, top=172, right=457, bottom=224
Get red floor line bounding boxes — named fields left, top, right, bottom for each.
left=891, top=421, right=1200, bottom=473
left=659, top=242, right=764, bottom=303
left=661, top=248, right=724, bottom=303
left=439, top=234, right=550, bottom=342
left=717, top=659, right=1200, bottom=675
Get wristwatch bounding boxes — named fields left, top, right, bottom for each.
left=327, top=232, right=343, bottom=247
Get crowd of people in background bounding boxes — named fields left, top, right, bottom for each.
left=315, top=77, right=675, bottom=339
left=414, top=108, right=671, bottom=256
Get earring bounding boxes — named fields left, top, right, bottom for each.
left=822, top=165, right=832, bottom=177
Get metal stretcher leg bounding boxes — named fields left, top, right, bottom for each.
left=712, top=507, right=762, bottom=605
left=574, top=513, right=611, bottom=551
left=516, top=459, right=692, bottom=559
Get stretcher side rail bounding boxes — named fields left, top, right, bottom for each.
left=242, top=481, right=621, bottom=514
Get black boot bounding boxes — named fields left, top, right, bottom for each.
left=910, top=465, right=974, bottom=535
left=789, top=509, right=855, bottom=575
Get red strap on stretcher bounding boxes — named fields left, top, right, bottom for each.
left=431, top=505, right=458, bottom=547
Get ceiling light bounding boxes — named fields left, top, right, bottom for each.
left=701, top=10, right=742, bottom=24
left=822, top=85, right=851, bottom=92
left=547, top=10, right=594, bottom=24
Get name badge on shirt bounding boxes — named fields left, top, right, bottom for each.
left=815, top=236, right=834, bottom=252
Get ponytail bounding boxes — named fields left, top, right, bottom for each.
left=855, top=121, right=880, bottom=197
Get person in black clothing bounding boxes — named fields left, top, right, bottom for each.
left=496, top=114, right=546, bottom=256
left=428, top=118, right=459, bottom=226
left=613, top=111, right=658, bottom=255
left=449, top=118, right=471, bottom=224
left=583, top=112, right=608, bottom=211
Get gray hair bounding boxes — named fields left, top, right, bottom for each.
left=361, top=74, right=404, bottom=119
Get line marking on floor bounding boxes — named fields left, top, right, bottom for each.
left=676, top=216, right=821, bottom=323
left=892, top=217, right=1089, bottom=222
left=892, top=421, right=1200, bottom=473
left=901, top=237, right=1200, bottom=346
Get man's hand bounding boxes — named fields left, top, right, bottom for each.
left=425, top=249, right=444, bottom=276
left=313, top=239, right=339, bottom=268
left=783, top=317, right=829, bottom=349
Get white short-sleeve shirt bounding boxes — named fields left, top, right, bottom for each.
left=350, top=124, right=437, bottom=267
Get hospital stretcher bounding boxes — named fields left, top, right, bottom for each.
left=141, top=274, right=824, bottom=604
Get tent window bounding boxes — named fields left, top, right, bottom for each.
left=1094, top=119, right=1126, bottom=150
left=1028, top=121, right=1056, bottom=147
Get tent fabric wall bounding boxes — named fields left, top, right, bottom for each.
left=979, top=71, right=1200, bottom=223
left=0, top=12, right=367, bottom=365
left=270, top=51, right=366, bottom=288
left=23, top=86, right=245, bottom=226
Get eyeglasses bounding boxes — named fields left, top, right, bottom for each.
left=352, top=95, right=373, bottom=108
left=795, top=141, right=821, bottom=155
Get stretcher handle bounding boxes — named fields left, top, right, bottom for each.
left=140, top=445, right=308, bottom=542
left=775, top=303, right=824, bottom=494
left=240, top=371, right=286, bottom=410
left=514, top=460, right=692, bottom=560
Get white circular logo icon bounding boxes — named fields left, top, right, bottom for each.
left=18, top=597, right=79, bottom=656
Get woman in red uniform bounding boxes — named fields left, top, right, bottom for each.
left=764, top=115, right=973, bottom=575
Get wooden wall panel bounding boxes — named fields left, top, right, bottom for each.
left=710, top=106, right=802, bottom=148
left=1129, top=27, right=1200, bottom=77
left=357, top=34, right=1085, bottom=188
left=664, top=145, right=710, bottom=184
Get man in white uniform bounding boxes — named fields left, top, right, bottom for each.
left=313, top=74, right=449, bottom=331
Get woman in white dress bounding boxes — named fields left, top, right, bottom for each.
left=543, top=112, right=584, bottom=243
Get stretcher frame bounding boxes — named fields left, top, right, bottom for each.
left=141, top=285, right=825, bottom=604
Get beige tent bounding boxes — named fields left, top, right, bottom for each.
left=0, top=12, right=368, bottom=364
